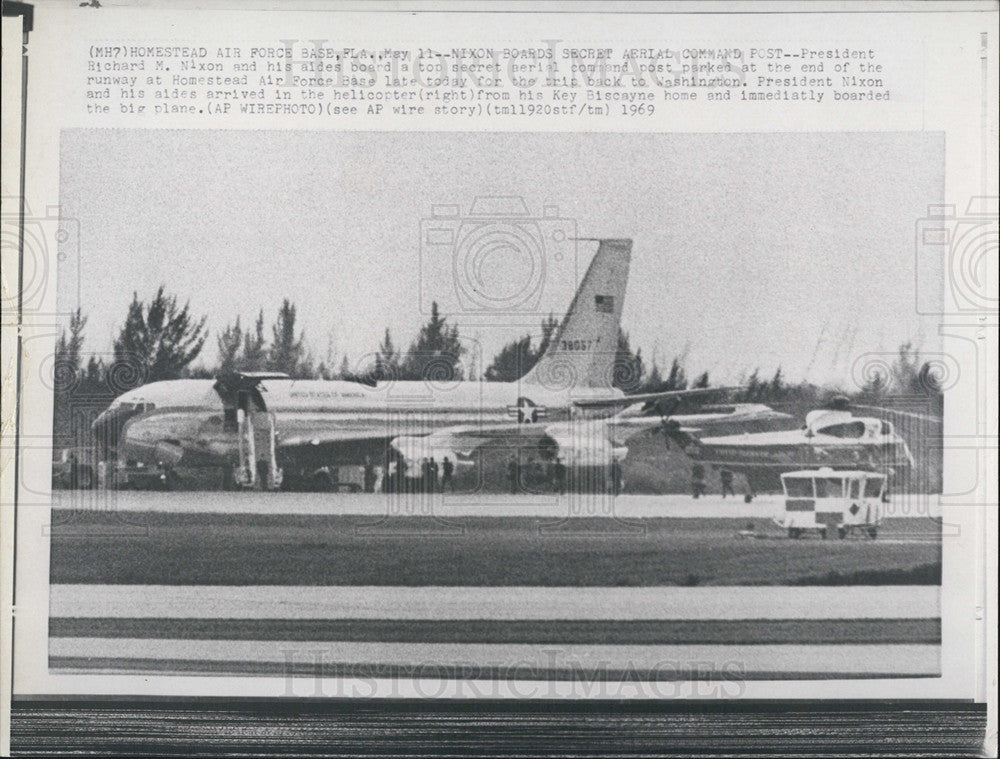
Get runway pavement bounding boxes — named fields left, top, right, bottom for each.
left=47, top=491, right=943, bottom=681
left=49, top=585, right=940, bottom=680
left=51, top=584, right=939, bottom=620
left=51, top=490, right=943, bottom=519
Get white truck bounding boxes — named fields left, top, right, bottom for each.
left=778, top=468, right=886, bottom=539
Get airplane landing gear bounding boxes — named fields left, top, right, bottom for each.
left=162, top=467, right=180, bottom=491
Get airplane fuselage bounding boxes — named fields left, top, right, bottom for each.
left=96, top=378, right=625, bottom=472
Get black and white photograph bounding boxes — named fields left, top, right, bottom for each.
left=2, top=3, right=995, bottom=755
left=46, top=129, right=947, bottom=683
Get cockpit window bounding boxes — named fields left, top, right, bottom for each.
left=816, top=421, right=866, bottom=438
left=115, top=401, right=155, bottom=413
left=93, top=400, right=154, bottom=459
left=881, top=421, right=894, bottom=436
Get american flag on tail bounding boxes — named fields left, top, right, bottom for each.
left=594, top=295, right=615, bottom=313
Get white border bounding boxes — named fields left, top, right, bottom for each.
left=4, top=2, right=997, bottom=713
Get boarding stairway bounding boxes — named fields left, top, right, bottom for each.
left=235, top=404, right=282, bottom=490
left=214, top=372, right=285, bottom=491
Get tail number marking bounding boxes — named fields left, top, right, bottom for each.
left=560, top=338, right=600, bottom=351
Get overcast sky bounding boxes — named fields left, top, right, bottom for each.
left=59, top=129, right=943, bottom=387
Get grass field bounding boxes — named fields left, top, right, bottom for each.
left=50, top=511, right=941, bottom=586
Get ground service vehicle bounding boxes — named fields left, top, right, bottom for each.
left=778, top=468, right=886, bottom=539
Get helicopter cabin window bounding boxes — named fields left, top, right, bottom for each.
left=816, top=421, right=866, bottom=438
left=849, top=479, right=861, bottom=499
left=784, top=478, right=814, bottom=498
left=814, top=477, right=844, bottom=498
left=881, top=421, right=894, bottom=436
left=864, top=477, right=885, bottom=498
left=116, top=401, right=154, bottom=414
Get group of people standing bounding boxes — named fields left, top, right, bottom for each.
left=385, top=455, right=455, bottom=493
left=690, top=464, right=736, bottom=499
left=360, top=456, right=740, bottom=498
left=372, top=454, right=741, bottom=498
left=507, top=455, right=567, bottom=494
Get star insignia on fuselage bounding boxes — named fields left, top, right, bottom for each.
left=507, top=396, right=548, bottom=424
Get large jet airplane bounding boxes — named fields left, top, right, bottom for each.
left=92, top=239, right=782, bottom=491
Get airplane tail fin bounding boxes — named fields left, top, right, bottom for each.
left=521, top=238, right=631, bottom=390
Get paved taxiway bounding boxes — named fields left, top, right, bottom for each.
left=51, top=490, right=943, bottom=519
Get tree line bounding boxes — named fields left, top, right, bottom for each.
left=52, top=285, right=945, bottom=447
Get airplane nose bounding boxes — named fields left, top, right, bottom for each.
left=91, top=405, right=134, bottom=456
left=91, top=408, right=109, bottom=432
left=91, top=407, right=118, bottom=457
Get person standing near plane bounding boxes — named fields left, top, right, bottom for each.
left=363, top=456, right=376, bottom=493
left=720, top=468, right=735, bottom=499
left=420, top=458, right=431, bottom=493
left=391, top=459, right=407, bottom=493
left=429, top=456, right=440, bottom=493
left=553, top=457, right=567, bottom=495
left=441, top=456, right=455, bottom=492
left=691, top=463, right=706, bottom=499
left=610, top=458, right=623, bottom=496
left=507, top=455, right=519, bottom=494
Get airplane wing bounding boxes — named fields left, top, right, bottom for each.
left=278, top=417, right=621, bottom=474
left=572, top=386, right=739, bottom=411
left=279, top=428, right=410, bottom=448
left=277, top=420, right=555, bottom=469
left=276, top=399, right=785, bottom=471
